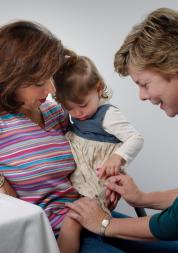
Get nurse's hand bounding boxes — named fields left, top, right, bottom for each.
left=105, top=174, right=143, bottom=207
left=66, top=197, right=109, bottom=234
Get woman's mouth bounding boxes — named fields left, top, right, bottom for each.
left=39, top=98, right=46, bottom=104
left=160, top=102, right=164, bottom=110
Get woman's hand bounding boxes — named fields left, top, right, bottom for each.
left=105, top=188, right=121, bottom=210
left=66, top=197, right=109, bottom=234
left=105, top=174, right=144, bottom=207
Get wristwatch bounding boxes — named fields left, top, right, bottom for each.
left=0, top=173, right=5, bottom=188
left=100, top=216, right=112, bottom=236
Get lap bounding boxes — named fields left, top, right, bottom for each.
left=80, top=212, right=178, bottom=253
left=109, top=212, right=178, bottom=253
left=105, top=236, right=178, bottom=253
left=80, top=229, right=125, bottom=253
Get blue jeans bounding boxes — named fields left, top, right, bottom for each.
left=80, top=212, right=178, bottom=253
left=80, top=230, right=125, bottom=253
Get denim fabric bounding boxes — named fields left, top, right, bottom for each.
left=79, top=212, right=178, bottom=253
left=71, top=104, right=120, bottom=143
left=80, top=229, right=126, bottom=253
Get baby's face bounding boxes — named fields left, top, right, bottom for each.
left=66, top=89, right=101, bottom=120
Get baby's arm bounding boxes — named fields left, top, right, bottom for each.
left=57, top=214, right=82, bottom=253
left=98, top=106, right=144, bottom=179
left=97, top=153, right=126, bottom=179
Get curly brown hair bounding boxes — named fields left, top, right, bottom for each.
left=0, top=20, right=65, bottom=112
left=114, top=8, right=178, bottom=77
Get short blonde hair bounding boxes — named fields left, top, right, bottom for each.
left=114, top=8, right=178, bottom=77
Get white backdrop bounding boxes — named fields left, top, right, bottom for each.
left=1, top=0, right=178, bottom=216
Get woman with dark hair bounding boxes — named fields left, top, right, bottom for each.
left=0, top=20, right=128, bottom=253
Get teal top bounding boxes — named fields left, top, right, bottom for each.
left=149, top=197, right=178, bottom=240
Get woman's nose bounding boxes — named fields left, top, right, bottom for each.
left=139, top=88, right=149, bottom=101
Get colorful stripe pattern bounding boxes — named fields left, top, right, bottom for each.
left=0, top=101, right=78, bottom=236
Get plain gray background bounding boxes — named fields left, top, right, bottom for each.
left=1, top=0, right=178, bottom=216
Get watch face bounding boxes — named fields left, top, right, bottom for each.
left=102, top=219, right=110, bottom=227
left=100, top=216, right=112, bottom=236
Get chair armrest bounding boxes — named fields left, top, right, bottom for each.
left=134, top=207, right=147, bottom=217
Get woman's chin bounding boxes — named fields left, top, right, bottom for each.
left=165, top=110, right=177, bottom=118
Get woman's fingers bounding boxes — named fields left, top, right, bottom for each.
left=66, top=197, right=99, bottom=215
left=105, top=180, right=122, bottom=194
left=65, top=198, right=89, bottom=222
left=66, top=197, right=108, bottom=234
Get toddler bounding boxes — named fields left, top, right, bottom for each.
left=54, top=53, right=144, bottom=253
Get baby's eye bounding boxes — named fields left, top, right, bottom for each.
left=79, top=104, right=87, bottom=108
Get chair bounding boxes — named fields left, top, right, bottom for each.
left=134, top=207, right=147, bottom=217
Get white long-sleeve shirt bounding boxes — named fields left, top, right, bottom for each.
left=102, top=104, right=144, bottom=165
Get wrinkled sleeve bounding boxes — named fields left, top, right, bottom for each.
left=103, top=106, right=144, bottom=164
left=149, top=197, right=178, bottom=240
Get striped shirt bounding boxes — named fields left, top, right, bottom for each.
left=0, top=101, right=78, bottom=236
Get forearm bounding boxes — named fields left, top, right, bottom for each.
left=106, top=216, right=155, bottom=241
left=103, top=106, right=144, bottom=164
left=106, top=175, right=178, bottom=210
left=135, top=189, right=178, bottom=210
left=114, top=134, right=144, bottom=165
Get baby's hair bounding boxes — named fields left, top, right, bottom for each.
left=54, top=51, right=112, bottom=108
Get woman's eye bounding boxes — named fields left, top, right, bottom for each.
left=140, top=83, right=149, bottom=89
left=35, top=83, right=44, bottom=87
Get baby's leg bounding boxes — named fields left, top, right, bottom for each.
left=57, top=215, right=82, bottom=253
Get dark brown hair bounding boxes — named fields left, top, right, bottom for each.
left=0, top=20, right=65, bottom=112
left=54, top=52, right=109, bottom=109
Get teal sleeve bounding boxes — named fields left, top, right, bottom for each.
left=149, top=197, right=178, bottom=240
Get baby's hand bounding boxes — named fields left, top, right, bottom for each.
left=96, top=154, right=126, bottom=179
